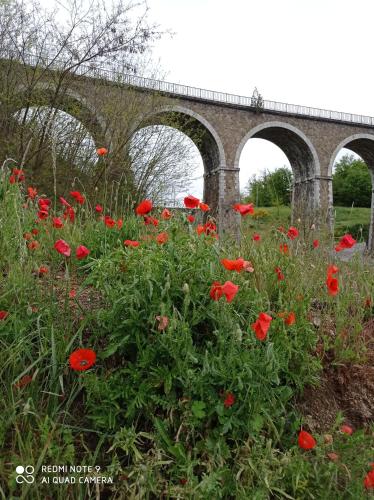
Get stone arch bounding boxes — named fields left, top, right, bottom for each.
left=328, top=133, right=374, bottom=175
left=6, top=84, right=109, bottom=195
left=11, top=83, right=107, bottom=147
left=329, top=133, right=374, bottom=252
left=234, top=120, right=321, bottom=224
left=137, top=105, right=226, bottom=172
left=133, top=105, right=226, bottom=215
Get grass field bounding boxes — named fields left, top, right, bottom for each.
left=243, top=205, right=371, bottom=241
left=0, top=175, right=373, bottom=499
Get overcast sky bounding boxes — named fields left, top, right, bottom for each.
left=143, top=0, right=370, bottom=198
left=39, top=0, right=370, bottom=200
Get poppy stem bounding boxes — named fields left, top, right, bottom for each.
left=64, top=257, right=70, bottom=281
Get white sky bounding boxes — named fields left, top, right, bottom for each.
left=144, top=0, right=370, bottom=198
left=38, top=0, right=370, bottom=200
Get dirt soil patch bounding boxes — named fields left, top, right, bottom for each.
left=297, top=318, right=374, bottom=432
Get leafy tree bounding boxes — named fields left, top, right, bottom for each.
left=333, top=154, right=372, bottom=207
left=244, top=166, right=293, bottom=206
left=0, top=0, right=204, bottom=207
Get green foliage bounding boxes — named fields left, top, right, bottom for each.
left=333, top=154, right=372, bottom=207
left=245, top=167, right=293, bottom=207
left=0, top=171, right=373, bottom=499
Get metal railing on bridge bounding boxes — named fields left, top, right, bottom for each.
left=3, top=50, right=374, bottom=127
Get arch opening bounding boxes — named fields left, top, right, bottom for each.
left=129, top=124, right=204, bottom=205
left=239, top=137, right=292, bottom=206
left=236, top=122, right=320, bottom=226
left=12, top=104, right=101, bottom=195
left=330, top=135, right=374, bottom=250
left=134, top=107, right=225, bottom=212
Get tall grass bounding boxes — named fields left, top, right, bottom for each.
left=0, top=172, right=373, bottom=499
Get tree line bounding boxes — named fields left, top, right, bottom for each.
left=244, top=154, right=372, bottom=207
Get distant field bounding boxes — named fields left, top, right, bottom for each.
left=242, top=205, right=371, bottom=241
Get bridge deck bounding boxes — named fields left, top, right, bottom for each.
left=3, top=50, right=374, bottom=128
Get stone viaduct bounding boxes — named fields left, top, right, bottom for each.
left=2, top=54, right=374, bottom=252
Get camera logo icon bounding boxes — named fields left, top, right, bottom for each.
left=16, top=465, right=35, bottom=484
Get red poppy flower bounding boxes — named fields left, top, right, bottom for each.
left=365, top=297, right=372, bottom=308
left=59, top=196, right=71, bottom=208
left=204, top=221, right=217, bottom=235
left=31, top=228, right=39, bottom=235
left=199, top=202, right=210, bottom=212
left=70, top=191, right=85, bottom=205
left=96, top=147, right=108, bottom=156
left=69, top=289, right=76, bottom=299
left=23, top=232, right=32, bottom=240
left=287, top=226, right=299, bottom=240
left=10, top=168, right=25, bottom=183
left=223, top=391, right=235, bottom=408
left=364, top=469, right=374, bottom=489
left=279, top=243, right=289, bottom=255
left=335, top=233, right=356, bottom=252
left=221, top=257, right=245, bottom=272
left=284, top=312, right=296, bottom=326
left=222, top=281, right=239, bottom=302
left=327, top=264, right=339, bottom=276
left=38, top=266, right=49, bottom=276
left=76, top=245, right=90, bottom=260
left=54, top=239, right=71, bottom=257
left=340, top=425, right=353, bottom=435
left=14, top=374, right=33, bottom=389
left=124, top=240, right=140, bottom=247
left=275, top=267, right=284, bottom=281
left=117, top=218, right=123, bottom=230
left=52, top=217, right=63, bottom=229
left=327, top=452, right=339, bottom=462
left=63, top=206, right=75, bottom=222
left=278, top=226, right=285, bottom=233
left=210, top=281, right=223, bottom=301
left=197, top=221, right=217, bottom=236
left=184, top=195, right=200, bottom=209
left=27, top=187, right=37, bottom=199
left=156, top=232, right=168, bottom=244
left=326, top=275, right=339, bottom=296
left=253, top=233, right=261, bottom=242
left=179, top=478, right=188, bottom=485
left=37, top=210, right=49, bottom=220
left=13, top=168, right=25, bottom=179
left=161, top=208, right=172, bottom=219
left=251, top=312, right=272, bottom=341
left=69, top=348, right=96, bottom=371
left=313, top=239, right=319, bottom=248
left=104, top=215, right=116, bottom=228
left=187, top=215, right=195, bottom=223
left=0, top=311, right=9, bottom=320
left=136, top=199, right=153, bottom=216
left=28, top=240, right=39, bottom=250
left=95, top=204, right=103, bottom=213
left=233, top=203, right=254, bottom=216
left=38, top=198, right=51, bottom=210
left=298, top=430, right=316, bottom=450
left=144, top=215, right=159, bottom=226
